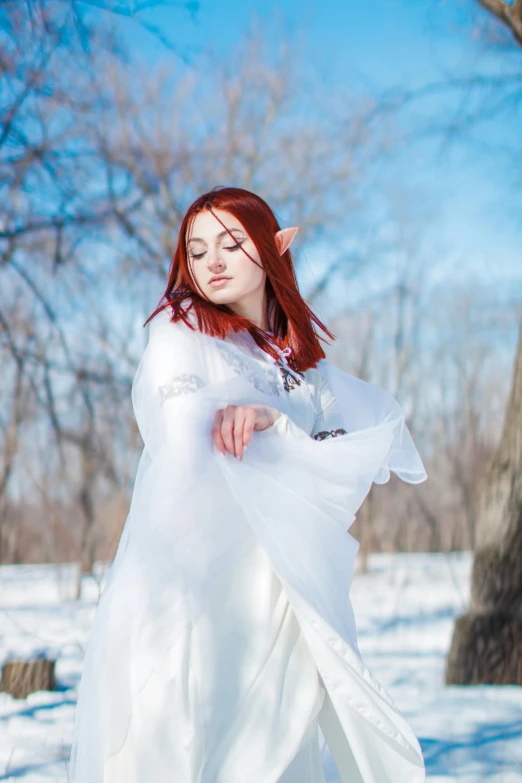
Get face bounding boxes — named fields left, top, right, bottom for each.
left=185, top=208, right=266, bottom=314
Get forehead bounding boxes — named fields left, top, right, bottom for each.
left=186, top=209, right=247, bottom=242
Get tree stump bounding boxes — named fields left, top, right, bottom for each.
left=0, top=657, right=56, bottom=699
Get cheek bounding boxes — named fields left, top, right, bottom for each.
left=235, top=250, right=264, bottom=284
left=188, top=260, right=205, bottom=287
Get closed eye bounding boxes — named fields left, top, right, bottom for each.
left=189, top=242, right=243, bottom=260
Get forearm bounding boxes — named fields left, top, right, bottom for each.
left=265, top=411, right=347, bottom=441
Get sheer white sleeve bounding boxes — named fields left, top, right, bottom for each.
left=310, top=372, right=348, bottom=441
left=265, top=369, right=346, bottom=440
left=265, top=361, right=427, bottom=486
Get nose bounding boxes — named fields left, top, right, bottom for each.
left=206, top=246, right=225, bottom=270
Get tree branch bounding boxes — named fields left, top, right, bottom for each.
left=478, top=0, right=522, bottom=45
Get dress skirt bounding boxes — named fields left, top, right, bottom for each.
left=278, top=720, right=326, bottom=783
left=103, top=530, right=328, bottom=783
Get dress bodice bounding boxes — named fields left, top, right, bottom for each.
left=221, top=327, right=347, bottom=442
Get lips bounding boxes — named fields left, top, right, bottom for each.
left=209, top=277, right=231, bottom=287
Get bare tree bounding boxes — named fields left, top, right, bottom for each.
left=445, top=0, right=522, bottom=684
left=325, top=212, right=513, bottom=559
left=446, top=318, right=522, bottom=683
left=2, top=1, right=515, bottom=606
left=0, top=0, right=194, bottom=590
left=0, top=5, right=398, bottom=596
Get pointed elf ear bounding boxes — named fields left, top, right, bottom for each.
left=274, top=226, right=299, bottom=256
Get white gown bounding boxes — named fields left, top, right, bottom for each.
left=104, top=340, right=344, bottom=782
left=69, top=308, right=428, bottom=783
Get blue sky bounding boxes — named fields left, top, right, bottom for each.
left=120, top=0, right=521, bottom=291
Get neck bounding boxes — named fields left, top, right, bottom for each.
left=227, top=287, right=270, bottom=331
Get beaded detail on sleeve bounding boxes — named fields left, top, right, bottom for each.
left=158, top=373, right=205, bottom=405
left=313, top=428, right=347, bottom=441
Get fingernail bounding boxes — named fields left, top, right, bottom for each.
left=244, top=445, right=248, bottom=452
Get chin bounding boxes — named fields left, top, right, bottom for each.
left=207, top=288, right=237, bottom=303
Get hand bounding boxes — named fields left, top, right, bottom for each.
left=212, top=404, right=281, bottom=460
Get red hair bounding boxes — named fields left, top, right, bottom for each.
left=144, top=186, right=337, bottom=373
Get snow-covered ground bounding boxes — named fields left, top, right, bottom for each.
left=1, top=552, right=521, bottom=781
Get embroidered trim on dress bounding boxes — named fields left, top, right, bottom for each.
left=158, top=373, right=205, bottom=405
left=279, top=365, right=305, bottom=393
left=217, top=341, right=284, bottom=397
left=313, top=428, right=347, bottom=441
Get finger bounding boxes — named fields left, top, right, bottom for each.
left=242, top=408, right=257, bottom=448
left=211, top=409, right=226, bottom=456
left=221, top=405, right=237, bottom=456
left=252, top=404, right=273, bottom=432
left=233, top=407, right=248, bottom=459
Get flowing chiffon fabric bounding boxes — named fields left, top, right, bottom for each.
left=68, top=306, right=427, bottom=783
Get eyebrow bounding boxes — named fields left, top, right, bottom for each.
left=187, top=228, right=244, bottom=244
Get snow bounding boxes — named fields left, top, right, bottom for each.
left=1, top=553, right=521, bottom=781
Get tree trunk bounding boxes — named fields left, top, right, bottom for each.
left=446, top=317, right=522, bottom=684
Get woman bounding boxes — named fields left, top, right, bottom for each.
left=69, top=186, right=428, bottom=783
